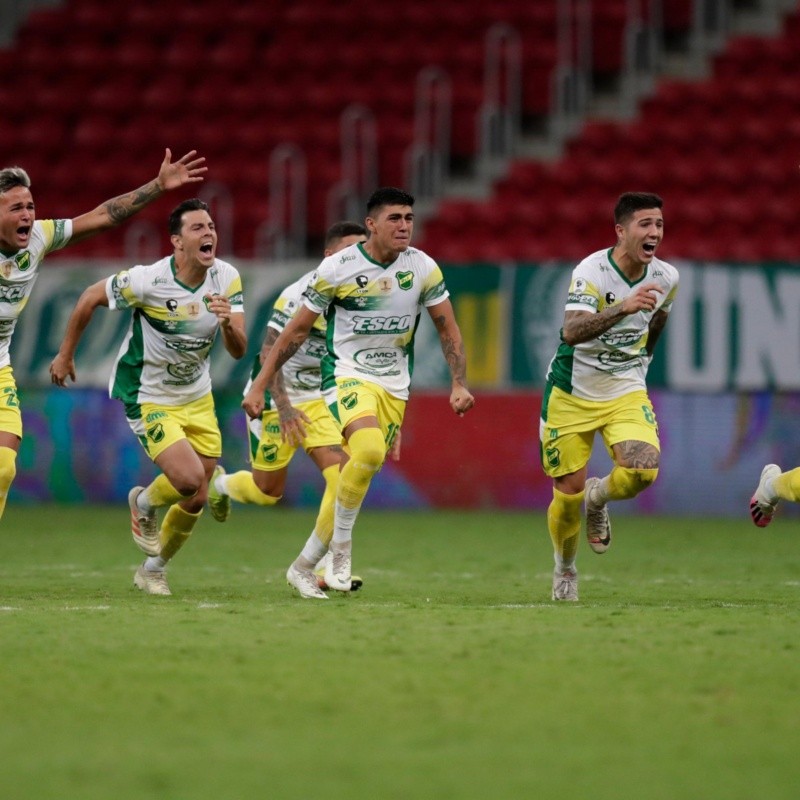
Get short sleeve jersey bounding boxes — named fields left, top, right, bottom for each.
left=0, top=218, right=72, bottom=368
left=302, top=242, right=449, bottom=400
left=106, top=255, right=244, bottom=414
left=245, top=270, right=328, bottom=408
left=545, top=248, right=679, bottom=400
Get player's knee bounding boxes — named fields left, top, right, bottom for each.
left=348, top=427, right=386, bottom=472
left=620, top=466, right=659, bottom=495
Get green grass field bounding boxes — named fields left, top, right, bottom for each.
left=1, top=506, right=798, bottom=799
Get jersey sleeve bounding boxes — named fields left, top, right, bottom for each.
left=660, top=273, right=679, bottom=313
left=106, top=267, right=146, bottom=311
left=38, top=219, right=73, bottom=255
left=301, top=264, right=336, bottom=314
left=268, top=290, right=296, bottom=333
left=222, top=269, right=244, bottom=313
left=564, top=265, right=601, bottom=313
left=421, top=261, right=450, bottom=307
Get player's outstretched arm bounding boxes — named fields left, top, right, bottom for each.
left=49, top=279, right=109, bottom=386
left=69, top=149, right=207, bottom=244
left=242, top=305, right=319, bottom=419
left=427, top=298, right=474, bottom=417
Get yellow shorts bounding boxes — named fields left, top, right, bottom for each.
left=539, top=385, right=659, bottom=478
left=249, top=397, right=342, bottom=472
left=128, top=393, right=222, bottom=461
left=0, top=366, right=21, bottom=439
left=327, top=378, right=404, bottom=452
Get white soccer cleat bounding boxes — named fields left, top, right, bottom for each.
left=128, top=486, right=160, bottom=556
left=133, top=563, right=171, bottom=596
left=207, top=465, right=231, bottom=522
left=325, top=543, right=352, bottom=592
left=750, top=463, right=781, bottom=528
left=314, top=552, right=363, bottom=592
left=552, top=568, right=579, bottom=601
left=584, top=476, right=611, bottom=554
left=286, top=564, right=328, bottom=600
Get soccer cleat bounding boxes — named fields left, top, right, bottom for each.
left=584, top=476, right=611, bottom=554
left=133, top=563, right=171, bottom=596
left=552, top=568, right=579, bottom=601
left=128, top=486, right=160, bottom=556
left=314, top=554, right=363, bottom=592
left=750, top=463, right=781, bottom=528
left=286, top=564, right=328, bottom=600
left=325, top=543, right=352, bottom=592
left=207, top=465, right=231, bottom=522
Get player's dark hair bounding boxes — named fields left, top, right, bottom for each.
left=168, top=198, right=211, bottom=235
left=0, top=167, right=31, bottom=196
left=325, top=220, right=367, bottom=249
left=614, top=192, right=663, bottom=225
left=366, top=187, right=415, bottom=215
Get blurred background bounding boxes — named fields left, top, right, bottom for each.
left=2, top=0, right=800, bottom=516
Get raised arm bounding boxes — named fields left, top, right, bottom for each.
left=427, top=298, right=474, bottom=417
left=69, top=149, right=207, bottom=244
left=205, top=293, right=247, bottom=359
left=49, top=279, right=109, bottom=386
left=241, top=305, right=319, bottom=419
left=562, top=281, right=663, bottom=346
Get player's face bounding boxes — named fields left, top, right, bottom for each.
left=325, top=233, right=367, bottom=256
left=367, top=205, right=414, bottom=257
left=0, top=186, right=35, bottom=253
left=172, top=209, right=217, bottom=268
left=616, top=207, right=663, bottom=266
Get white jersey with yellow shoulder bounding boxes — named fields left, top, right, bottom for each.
left=245, top=270, right=327, bottom=408
left=302, top=241, right=449, bottom=400
left=105, top=255, right=244, bottom=414
left=0, top=218, right=72, bottom=368
left=545, top=247, right=679, bottom=400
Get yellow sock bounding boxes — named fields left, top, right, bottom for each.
left=313, top=465, right=340, bottom=547
left=159, top=504, right=202, bottom=561
left=337, top=427, right=385, bottom=510
left=774, top=468, right=800, bottom=503
left=225, top=470, right=281, bottom=506
left=0, top=446, right=17, bottom=521
left=547, top=488, right=583, bottom=566
left=145, top=473, right=185, bottom=508
left=604, top=466, right=659, bottom=500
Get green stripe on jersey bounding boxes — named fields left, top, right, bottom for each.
left=110, top=312, right=145, bottom=412
left=546, top=340, right=576, bottom=395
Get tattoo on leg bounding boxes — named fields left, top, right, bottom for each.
left=614, top=441, right=659, bottom=469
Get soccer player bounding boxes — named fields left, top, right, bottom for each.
left=49, top=199, right=246, bottom=596
left=540, top=192, right=679, bottom=601
left=242, top=187, right=474, bottom=593
left=749, top=464, right=800, bottom=527
left=209, top=221, right=368, bottom=600
left=0, top=149, right=206, bottom=522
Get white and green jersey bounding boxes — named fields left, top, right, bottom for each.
left=545, top=247, right=679, bottom=400
left=0, top=218, right=72, bottom=368
left=245, top=270, right=327, bottom=408
left=302, top=242, right=449, bottom=400
left=106, top=255, right=244, bottom=416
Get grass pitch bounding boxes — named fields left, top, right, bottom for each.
left=1, top=506, right=799, bottom=800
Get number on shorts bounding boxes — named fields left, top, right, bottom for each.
left=3, top=387, right=18, bottom=408
left=642, top=405, right=655, bottom=425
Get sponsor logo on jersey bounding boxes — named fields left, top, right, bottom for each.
left=165, top=336, right=214, bottom=352
left=294, top=366, right=321, bottom=389
left=340, top=254, right=357, bottom=265
left=352, top=314, right=412, bottom=334
left=14, top=251, right=30, bottom=271
left=164, top=362, right=202, bottom=385
left=265, top=422, right=281, bottom=435
left=145, top=411, right=168, bottom=423
left=605, top=292, right=616, bottom=304
left=355, top=275, right=369, bottom=288
left=397, top=271, right=414, bottom=290
left=354, top=348, right=398, bottom=370
left=339, top=379, right=362, bottom=389
left=599, top=330, right=643, bottom=347
left=573, top=277, right=587, bottom=293
left=152, top=277, right=169, bottom=286
left=166, top=299, right=178, bottom=315
left=0, top=284, right=27, bottom=302
left=304, top=340, right=326, bottom=360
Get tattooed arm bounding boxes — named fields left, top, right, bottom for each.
left=428, top=298, right=475, bottom=417
left=645, top=308, right=669, bottom=357
left=242, top=306, right=319, bottom=419
left=260, top=326, right=312, bottom=445
left=69, top=149, right=207, bottom=243
left=562, top=281, right=664, bottom=346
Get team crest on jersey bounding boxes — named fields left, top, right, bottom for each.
left=545, top=447, right=560, bottom=468
left=260, top=443, right=279, bottom=463
left=341, top=392, right=358, bottom=410
left=14, top=251, right=30, bottom=271
left=378, top=277, right=392, bottom=293
left=147, top=423, right=165, bottom=443
left=397, top=271, right=414, bottom=290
